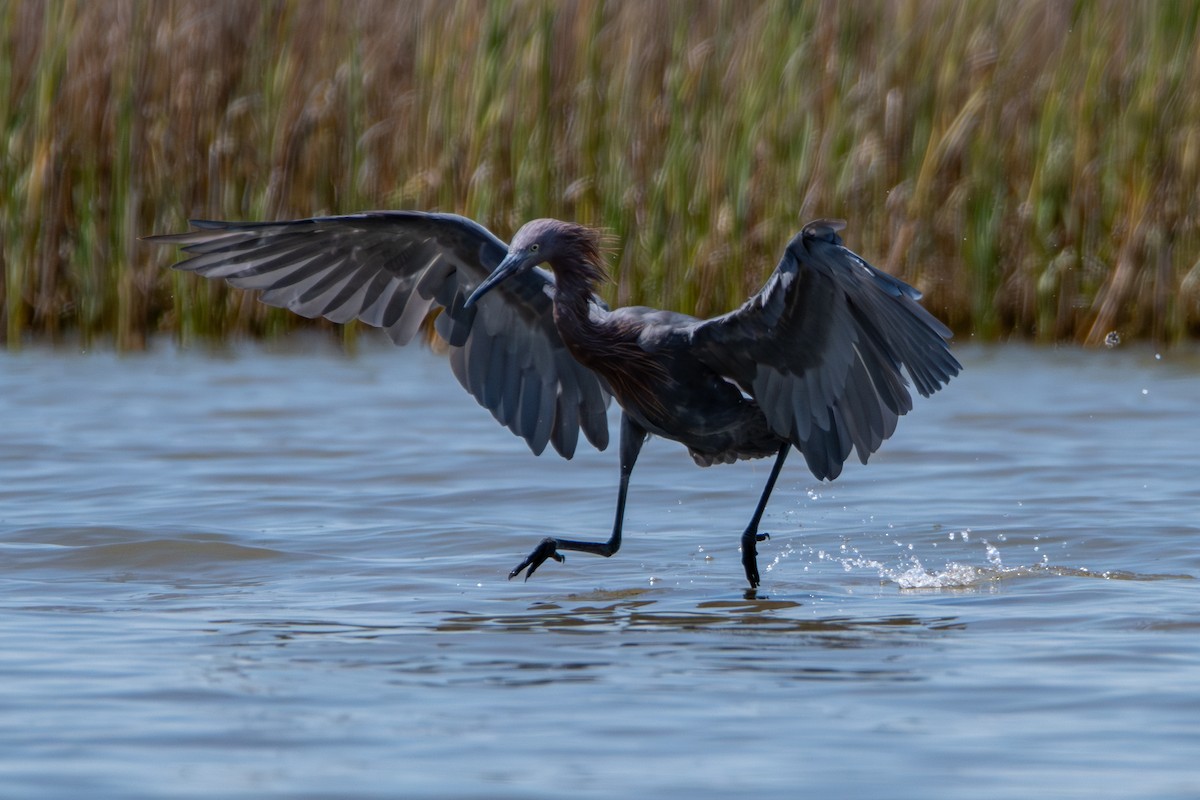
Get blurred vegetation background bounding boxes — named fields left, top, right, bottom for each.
left=3, top=0, right=1199, bottom=351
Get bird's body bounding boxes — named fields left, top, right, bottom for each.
left=549, top=269, right=780, bottom=467
left=148, top=212, right=960, bottom=589
left=564, top=307, right=781, bottom=465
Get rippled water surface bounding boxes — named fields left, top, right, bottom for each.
left=2, top=339, right=1198, bottom=799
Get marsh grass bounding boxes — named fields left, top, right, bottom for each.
left=3, top=0, right=1199, bottom=349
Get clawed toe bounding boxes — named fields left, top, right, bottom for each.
left=741, top=530, right=769, bottom=589
left=508, top=537, right=565, bottom=581
left=743, top=558, right=761, bottom=589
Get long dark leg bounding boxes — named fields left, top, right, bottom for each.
left=509, top=413, right=647, bottom=581
left=740, top=443, right=790, bottom=589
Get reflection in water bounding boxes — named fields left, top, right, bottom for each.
left=435, top=603, right=956, bottom=636
left=203, top=593, right=961, bottom=643
left=204, top=598, right=960, bottom=690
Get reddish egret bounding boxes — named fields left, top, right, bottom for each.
left=148, top=213, right=959, bottom=588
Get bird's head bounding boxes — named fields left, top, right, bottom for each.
left=465, top=219, right=608, bottom=308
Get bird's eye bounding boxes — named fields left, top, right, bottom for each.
left=530, top=243, right=539, bottom=252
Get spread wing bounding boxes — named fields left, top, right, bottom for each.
left=146, top=212, right=610, bottom=458
left=691, top=219, right=960, bottom=480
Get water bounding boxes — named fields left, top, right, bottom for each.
left=1, top=339, right=1197, bottom=799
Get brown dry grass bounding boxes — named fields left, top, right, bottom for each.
left=3, top=0, right=1199, bottom=349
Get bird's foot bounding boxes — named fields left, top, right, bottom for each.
left=508, top=537, right=565, bottom=581
left=740, top=531, right=770, bottom=589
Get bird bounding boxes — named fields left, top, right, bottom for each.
left=147, top=212, right=960, bottom=589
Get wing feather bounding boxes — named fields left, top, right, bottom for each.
left=692, top=219, right=960, bottom=480
left=147, top=212, right=611, bottom=458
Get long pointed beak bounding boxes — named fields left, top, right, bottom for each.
left=464, top=253, right=524, bottom=308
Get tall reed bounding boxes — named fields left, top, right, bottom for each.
left=3, top=0, right=1199, bottom=349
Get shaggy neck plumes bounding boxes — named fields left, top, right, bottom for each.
left=542, top=222, right=610, bottom=297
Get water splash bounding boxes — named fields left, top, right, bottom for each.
left=814, top=537, right=1190, bottom=589
left=816, top=537, right=1044, bottom=590
left=830, top=551, right=989, bottom=590
left=763, top=540, right=797, bottom=574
